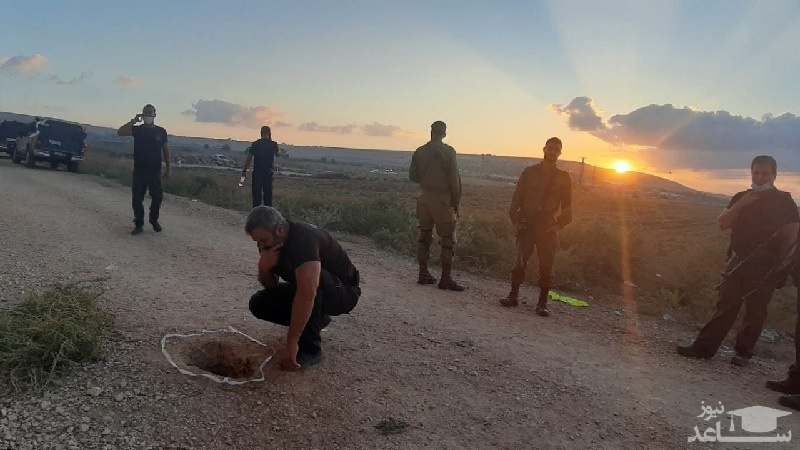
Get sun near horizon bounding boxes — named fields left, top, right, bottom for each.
left=613, top=160, right=633, bottom=174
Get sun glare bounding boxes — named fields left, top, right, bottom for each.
left=613, top=160, right=632, bottom=174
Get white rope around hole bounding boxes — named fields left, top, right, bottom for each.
left=161, top=326, right=274, bottom=385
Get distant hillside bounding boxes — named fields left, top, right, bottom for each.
left=1, top=110, right=727, bottom=205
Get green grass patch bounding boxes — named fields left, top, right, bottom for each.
left=0, top=284, right=114, bottom=394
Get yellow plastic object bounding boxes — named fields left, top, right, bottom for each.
left=548, top=291, right=589, bottom=307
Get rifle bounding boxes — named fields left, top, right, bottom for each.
left=714, top=233, right=779, bottom=291
left=740, top=237, right=798, bottom=301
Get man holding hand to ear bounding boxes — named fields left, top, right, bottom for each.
left=117, top=104, right=170, bottom=235
left=245, top=206, right=361, bottom=370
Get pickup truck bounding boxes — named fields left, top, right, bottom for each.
left=0, top=120, right=36, bottom=156
left=12, top=118, right=88, bottom=172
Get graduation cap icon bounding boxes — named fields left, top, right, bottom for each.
left=727, top=406, right=792, bottom=433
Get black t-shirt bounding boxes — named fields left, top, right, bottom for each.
left=728, top=189, right=799, bottom=262
left=249, top=138, right=279, bottom=175
left=131, top=125, right=168, bottom=171
left=273, top=221, right=358, bottom=286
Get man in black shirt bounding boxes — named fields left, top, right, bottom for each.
left=677, top=155, right=799, bottom=366
left=245, top=206, right=361, bottom=370
left=117, top=104, right=171, bottom=235
left=242, top=126, right=280, bottom=208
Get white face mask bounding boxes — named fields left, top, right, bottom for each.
left=143, top=116, right=155, bottom=125
left=751, top=182, right=774, bottom=192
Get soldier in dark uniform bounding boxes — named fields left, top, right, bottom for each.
left=117, top=104, right=171, bottom=235
left=500, top=137, right=572, bottom=317
left=242, top=126, right=280, bottom=208
left=409, top=121, right=465, bottom=291
left=678, top=155, right=799, bottom=366
left=246, top=206, right=361, bottom=370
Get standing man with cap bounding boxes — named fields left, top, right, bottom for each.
left=117, top=104, right=170, bottom=235
left=409, top=121, right=465, bottom=291
left=500, top=137, right=572, bottom=317
left=241, top=126, right=280, bottom=208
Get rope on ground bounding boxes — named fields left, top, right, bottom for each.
left=161, top=326, right=274, bottom=385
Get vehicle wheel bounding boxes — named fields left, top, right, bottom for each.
left=25, top=147, right=36, bottom=168
left=67, top=161, right=79, bottom=173
left=50, top=161, right=59, bottom=170
left=11, top=147, right=21, bottom=164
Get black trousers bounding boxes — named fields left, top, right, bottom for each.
left=791, top=286, right=800, bottom=377
left=692, top=271, right=778, bottom=358
left=252, top=172, right=274, bottom=208
left=132, top=170, right=163, bottom=227
left=249, top=270, right=360, bottom=355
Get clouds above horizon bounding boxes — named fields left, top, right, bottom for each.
left=1, top=53, right=89, bottom=87
left=46, top=71, right=91, bottom=86
left=183, top=99, right=287, bottom=128
left=551, top=97, right=800, bottom=170
left=183, top=99, right=412, bottom=139
left=298, top=121, right=414, bottom=138
left=0, top=54, right=49, bottom=75
left=115, top=75, right=142, bottom=88
left=361, top=122, right=414, bottom=138
left=297, top=122, right=357, bottom=134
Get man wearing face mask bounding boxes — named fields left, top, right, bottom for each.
left=245, top=206, right=361, bottom=371
left=117, top=104, right=171, bottom=235
left=500, top=137, right=572, bottom=317
left=678, top=155, right=799, bottom=366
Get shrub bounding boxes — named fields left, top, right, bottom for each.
left=331, top=197, right=414, bottom=236
left=0, top=284, right=114, bottom=394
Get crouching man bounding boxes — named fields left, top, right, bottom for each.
left=246, top=206, right=361, bottom=371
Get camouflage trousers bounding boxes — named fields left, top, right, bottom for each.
left=416, top=191, right=457, bottom=266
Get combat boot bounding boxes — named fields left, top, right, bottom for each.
left=767, top=371, right=800, bottom=395
left=535, top=289, right=550, bottom=317
left=778, top=395, right=800, bottom=412
left=500, top=283, right=520, bottom=307
left=438, top=265, right=465, bottom=291
left=417, top=262, right=437, bottom=285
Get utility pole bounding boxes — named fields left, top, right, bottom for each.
left=579, top=157, right=585, bottom=186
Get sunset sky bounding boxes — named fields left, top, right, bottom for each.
left=2, top=1, right=799, bottom=194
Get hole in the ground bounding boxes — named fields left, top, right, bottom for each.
left=166, top=332, right=273, bottom=380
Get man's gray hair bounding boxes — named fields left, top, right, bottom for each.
left=245, top=206, right=288, bottom=234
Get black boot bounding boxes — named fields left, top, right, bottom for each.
left=767, top=371, right=800, bottom=395
left=500, top=283, right=520, bottom=307
left=536, top=288, right=550, bottom=317
left=778, top=395, right=800, bottom=411
left=676, top=345, right=713, bottom=359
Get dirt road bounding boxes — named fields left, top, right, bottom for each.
left=0, top=158, right=797, bottom=449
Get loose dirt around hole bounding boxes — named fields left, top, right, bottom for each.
left=169, top=333, right=273, bottom=380
left=0, top=159, right=798, bottom=450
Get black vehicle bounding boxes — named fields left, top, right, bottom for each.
left=12, top=118, right=88, bottom=172
left=0, top=120, right=36, bottom=156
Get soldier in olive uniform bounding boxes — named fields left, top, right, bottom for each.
left=500, top=137, right=572, bottom=317
left=409, top=121, right=465, bottom=291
